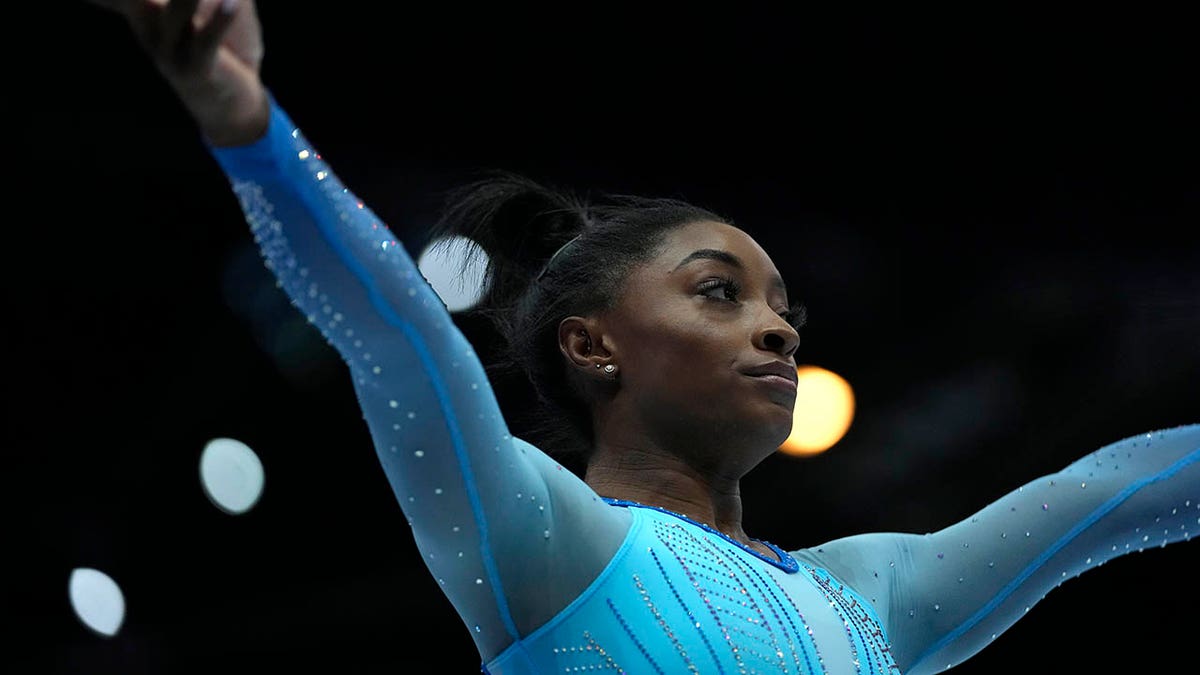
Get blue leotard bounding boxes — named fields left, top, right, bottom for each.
left=206, top=95, right=1199, bottom=674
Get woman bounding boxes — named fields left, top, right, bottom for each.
left=85, top=1, right=1198, bottom=673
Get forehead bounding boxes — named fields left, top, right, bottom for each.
left=653, top=220, right=782, bottom=280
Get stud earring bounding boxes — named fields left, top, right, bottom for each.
left=603, top=364, right=616, bottom=374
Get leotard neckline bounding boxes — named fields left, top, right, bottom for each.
left=601, top=497, right=800, bottom=573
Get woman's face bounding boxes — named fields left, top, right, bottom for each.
left=603, top=220, right=801, bottom=468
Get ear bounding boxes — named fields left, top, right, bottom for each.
left=558, top=315, right=615, bottom=374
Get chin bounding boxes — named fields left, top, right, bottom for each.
left=760, top=398, right=796, bottom=430
left=740, top=413, right=793, bottom=451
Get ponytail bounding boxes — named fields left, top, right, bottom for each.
left=424, top=169, right=728, bottom=465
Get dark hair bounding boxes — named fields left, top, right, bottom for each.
left=423, top=169, right=768, bottom=467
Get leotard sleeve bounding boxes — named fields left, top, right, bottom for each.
left=793, top=423, right=1199, bottom=674
left=205, top=94, right=631, bottom=663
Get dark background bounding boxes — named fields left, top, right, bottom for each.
left=5, top=3, right=1197, bottom=673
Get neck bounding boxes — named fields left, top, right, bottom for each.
left=584, top=442, right=755, bottom=545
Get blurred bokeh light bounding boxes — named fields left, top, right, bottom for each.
left=417, top=235, right=490, bottom=313
left=68, top=568, right=125, bottom=638
left=779, top=365, right=856, bottom=457
left=199, top=437, right=266, bottom=515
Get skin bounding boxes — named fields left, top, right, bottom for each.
left=89, top=0, right=269, bottom=147
left=558, top=221, right=801, bottom=558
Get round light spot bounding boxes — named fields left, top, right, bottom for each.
left=68, top=568, right=125, bottom=637
left=778, top=365, right=855, bottom=457
left=417, top=235, right=489, bottom=312
left=199, top=437, right=265, bottom=515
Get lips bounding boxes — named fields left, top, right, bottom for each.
left=741, top=361, right=799, bottom=383
left=742, top=361, right=799, bottom=394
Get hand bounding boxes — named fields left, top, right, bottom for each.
left=87, top=0, right=270, bottom=146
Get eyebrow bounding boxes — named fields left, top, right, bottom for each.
left=673, top=248, right=788, bottom=295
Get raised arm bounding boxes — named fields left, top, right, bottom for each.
left=795, top=423, right=1199, bottom=675
left=91, top=0, right=630, bottom=662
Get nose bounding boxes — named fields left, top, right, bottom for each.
left=755, top=310, right=800, bottom=359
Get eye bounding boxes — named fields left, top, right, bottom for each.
left=698, top=277, right=806, bottom=330
left=697, top=276, right=741, bottom=302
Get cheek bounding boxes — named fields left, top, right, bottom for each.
left=632, top=319, right=730, bottom=382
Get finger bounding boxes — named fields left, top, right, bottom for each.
left=192, top=0, right=239, bottom=63
left=159, top=0, right=201, bottom=64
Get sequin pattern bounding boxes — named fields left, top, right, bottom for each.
left=540, top=506, right=890, bottom=675
left=802, top=566, right=896, bottom=673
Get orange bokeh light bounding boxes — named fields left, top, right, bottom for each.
left=778, top=365, right=855, bottom=457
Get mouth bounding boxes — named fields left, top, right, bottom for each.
left=745, top=373, right=798, bottom=394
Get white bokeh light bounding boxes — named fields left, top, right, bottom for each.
left=417, top=235, right=489, bottom=312
left=199, top=437, right=265, bottom=515
left=68, top=567, right=125, bottom=638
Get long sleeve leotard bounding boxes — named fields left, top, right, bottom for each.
left=207, top=95, right=1199, bottom=674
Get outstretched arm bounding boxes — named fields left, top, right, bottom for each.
left=90, top=0, right=631, bottom=663
left=795, top=423, right=1199, bottom=675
